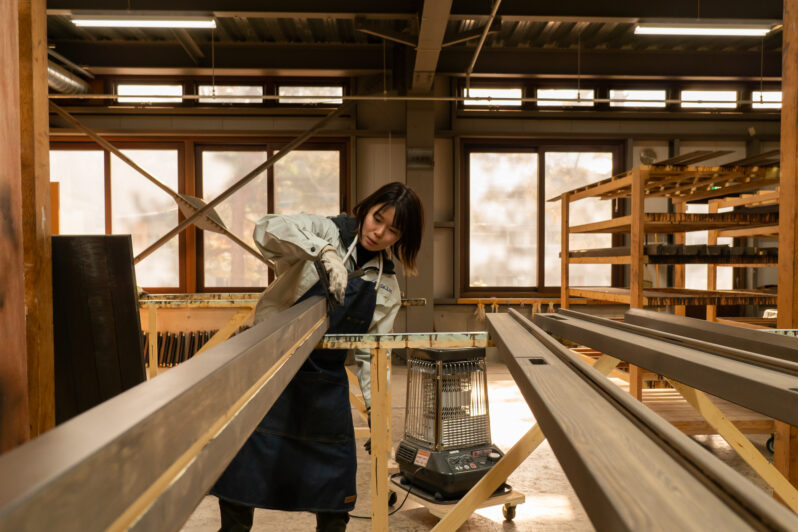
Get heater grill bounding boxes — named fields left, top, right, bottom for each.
left=396, top=347, right=503, bottom=500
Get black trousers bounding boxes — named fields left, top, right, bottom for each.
left=218, top=498, right=349, bottom=532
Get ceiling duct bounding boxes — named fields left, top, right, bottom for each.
left=47, top=61, right=89, bottom=94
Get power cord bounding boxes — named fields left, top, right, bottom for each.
left=349, top=466, right=423, bottom=520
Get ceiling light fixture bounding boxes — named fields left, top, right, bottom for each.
left=634, top=23, right=772, bottom=37
left=71, top=16, right=216, bottom=29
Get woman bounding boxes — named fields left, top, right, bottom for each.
left=212, top=182, right=424, bottom=532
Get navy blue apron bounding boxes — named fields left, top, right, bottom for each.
left=212, top=277, right=377, bottom=513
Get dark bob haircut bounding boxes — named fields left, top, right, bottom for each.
left=353, top=182, right=424, bottom=275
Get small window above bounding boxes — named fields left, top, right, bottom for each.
left=537, top=89, right=594, bottom=107
left=117, top=84, right=183, bottom=104
left=752, top=91, right=781, bottom=109
left=463, top=87, right=522, bottom=107
left=198, top=85, right=263, bottom=104
left=680, top=90, right=737, bottom=109
left=277, top=85, right=343, bottom=105
left=609, top=89, right=666, bottom=108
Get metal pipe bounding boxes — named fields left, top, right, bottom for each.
left=47, top=61, right=89, bottom=94
left=465, top=0, right=502, bottom=90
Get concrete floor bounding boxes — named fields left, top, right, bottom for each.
left=181, top=360, right=773, bottom=532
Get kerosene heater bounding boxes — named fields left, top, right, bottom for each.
left=394, top=347, right=504, bottom=500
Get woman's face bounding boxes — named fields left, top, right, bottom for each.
left=360, top=203, right=402, bottom=252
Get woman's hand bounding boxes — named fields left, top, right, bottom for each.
left=320, top=247, right=347, bottom=304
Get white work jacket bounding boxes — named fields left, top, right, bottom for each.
left=251, top=212, right=401, bottom=408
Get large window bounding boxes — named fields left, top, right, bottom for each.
left=51, top=140, right=346, bottom=292
left=463, top=142, right=620, bottom=295
left=197, top=144, right=344, bottom=290
left=50, top=144, right=183, bottom=290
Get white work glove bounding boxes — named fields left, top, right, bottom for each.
left=320, top=247, right=347, bottom=305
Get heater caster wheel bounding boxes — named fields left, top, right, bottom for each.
left=388, top=491, right=398, bottom=507
left=502, top=503, right=516, bottom=521
left=766, top=434, right=775, bottom=453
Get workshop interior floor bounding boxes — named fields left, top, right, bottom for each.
left=181, top=361, right=773, bottom=532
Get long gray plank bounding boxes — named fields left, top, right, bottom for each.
left=0, top=297, right=328, bottom=532
left=625, top=308, right=798, bottom=363
left=534, top=310, right=798, bottom=426
left=488, top=311, right=798, bottom=532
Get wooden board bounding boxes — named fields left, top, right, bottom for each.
left=641, top=388, right=774, bottom=435
left=389, top=475, right=525, bottom=519
left=0, top=297, right=328, bottom=532
left=51, top=236, right=147, bottom=423
left=19, top=0, right=55, bottom=437
left=568, top=286, right=778, bottom=306
left=0, top=0, right=30, bottom=452
left=554, top=165, right=778, bottom=202
left=569, top=213, right=778, bottom=234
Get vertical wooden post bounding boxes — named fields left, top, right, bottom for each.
left=777, top=0, right=798, bottom=495
left=49, top=181, right=59, bottom=234
left=0, top=0, right=30, bottom=452
left=673, top=200, right=687, bottom=316
left=629, top=167, right=645, bottom=400
left=560, top=192, right=570, bottom=309
left=369, top=348, right=389, bottom=530
left=706, top=200, right=718, bottom=321
left=147, top=306, right=159, bottom=379
left=18, top=0, right=54, bottom=436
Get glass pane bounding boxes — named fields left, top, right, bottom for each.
left=610, top=89, right=666, bottom=108
left=111, top=149, right=179, bottom=287
left=198, top=85, right=263, bottom=104
left=680, top=90, right=737, bottom=109
left=752, top=91, right=781, bottom=109
left=49, top=150, right=105, bottom=234
left=278, top=86, right=343, bottom=104
left=117, top=84, right=183, bottom=104
left=537, top=89, right=594, bottom=107
left=464, top=88, right=522, bottom=107
left=274, top=150, right=340, bottom=216
left=202, top=151, right=270, bottom=288
left=545, top=152, right=614, bottom=287
left=469, top=152, right=538, bottom=287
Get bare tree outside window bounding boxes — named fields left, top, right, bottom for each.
left=111, top=149, right=179, bottom=287
left=545, top=152, right=613, bottom=287
left=202, top=151, right=270, bottom=288
left=469, top=152, right=538, bottom=287
left=274, top=150, right=340, bottom=215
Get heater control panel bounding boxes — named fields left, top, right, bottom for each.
left=445, top=446, right=503, bottom=473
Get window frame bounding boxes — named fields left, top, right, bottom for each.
left=51, top=136, right=350, bottom=294
left=195, top=140, right=349, bottom=292
left=460, top=138, right=624, bottom=298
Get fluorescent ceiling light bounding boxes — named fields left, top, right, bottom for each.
left=635, top=24, right=772, bottom=37
left=72, top=16, right=216, bottom=28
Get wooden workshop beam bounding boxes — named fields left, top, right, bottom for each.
left=0, top=297, right=328, bottom=531
left=488, top=310, right=798, bottom=531
left=778, top=0, right=798, bottom=493
left=560, top=192, right=570, bottom=309
left=0, top=0, right=30, bottom=453
left=535, top=309, right=798, bottom=427
left=18, top=0, right=55, bottom=438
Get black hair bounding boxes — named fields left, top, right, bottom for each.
left=353, top=182, right=424, bottom=275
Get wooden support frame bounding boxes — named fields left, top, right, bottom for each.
left=0, top=297, right=329, bottom=531
left=431, top=354, right=621, bottom=531
left=19, top=0, right=55, bottom=438
left=668, top=379, right=798, bottom=512
left=319, top=331, right=491, bottom=531
left=0, top=0, right=30, bottom=452
left=778, top=0, right=798, bottom=494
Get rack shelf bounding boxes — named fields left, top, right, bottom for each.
left=567, top=287, right=777, bottom=307
left=568, top=244, right=777, bottom=266
left=569, top=212, right=777, bottom=234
